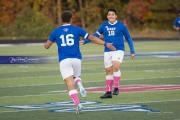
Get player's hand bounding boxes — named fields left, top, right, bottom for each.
left=130, top=54, right=135, bottom=59
left=105, top=43, right=116, bottom=51
left=175, top=27, right=179, bottom=31
left=79, top=39, right=84, bottom=45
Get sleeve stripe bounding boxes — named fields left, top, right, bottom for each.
left=96, top=31, right=101, bottom=35
left=84, top=33, right=89, bottom=39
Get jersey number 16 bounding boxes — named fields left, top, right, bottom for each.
left=60, top=34, right=74, bottom=46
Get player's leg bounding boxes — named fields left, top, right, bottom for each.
left=74, top=77, right=86, bottom=98
left=112, top=50, right=124, bottom=95
left=73, top=58, right=86, bottom=98
left=100, top=52, right=113, bottom=99
left=64, top=76, right=80, bottom=106
left=112, top=60, right=121, bottom=95
left=64, top=76, right=83, bottom=114
left=60, top=59, right=82, bottom=114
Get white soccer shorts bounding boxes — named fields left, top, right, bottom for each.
left=104, top=50, right=124, bottom=68
left=59, top=58, right=81, bottom=80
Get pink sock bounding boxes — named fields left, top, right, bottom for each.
left=74, top=78, right=82, bottom=86
left=114, top=76, right=120, bottom=88
left=106, top=80, right=113, bottom=92
left=69, top=90, right=80, bottom=106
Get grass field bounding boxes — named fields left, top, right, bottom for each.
left=0, top=41, right=180, bottom=120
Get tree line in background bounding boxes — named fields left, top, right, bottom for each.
left=0, top=0, right=179, bottom=38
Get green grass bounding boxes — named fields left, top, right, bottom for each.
left=0, top=41, right=180, bottom=120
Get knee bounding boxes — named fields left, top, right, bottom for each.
left=67, top=86, right=75, bottom=91
left=106, top=68, right=113, bottom=75
left=113, top=66, right=120, bottom=72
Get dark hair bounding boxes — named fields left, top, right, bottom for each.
left=107, top=8, right=117, bottom=15
left=61, top=11, right=72, bottom=23
left=178, top=10, right=180, bottom=14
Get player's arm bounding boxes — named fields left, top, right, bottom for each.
left=173, top=25, right=179, bottom=31
left=44, top=29, right=56, bottom=49
left=79, top=26, right=115, bottom=50
left=173, top=19, right=179, bottom=31
left=123, top=26, right=135, bottom=59
left=81, top=26, right=102, bottom=45
left=44, top=40, right=53, bottom=49
left=80, top=33, right=99, bottom=45
left=88, top=35, right=116, bottom=51
left=82, top=33, right=100, bottom=44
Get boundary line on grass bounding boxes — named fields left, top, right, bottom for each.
left=0, top=76, right=180, bottom=88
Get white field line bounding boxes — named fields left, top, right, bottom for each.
left=0, top=75, right=61, bottom=80
left=0, top=66, right=179, bottom=74
left=1, top=68, right=180, bottom=80
left=0, top=93, right=61, bottom=99
left=83, top=62, right=178, bottom=66
left=0, top=108, right=48, bottom=114
left=0, top=43, right=44, bottom=47
left=0, top=76, right=180, bottom=88
left=120, top=99, right=180, bottom=105
left=79, top=84, right=180, bottom=89
left=0, top=68, right=60, bottom=73
left=0, top=62, right=179, bottom=74
left=0, top=89, right=180, bottom=99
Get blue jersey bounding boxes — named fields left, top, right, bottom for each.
left=48, top=24, right=90, bottom=62
left=174, top=17, right=180, bottom=28
left=84, top=21, right=135, bottom=54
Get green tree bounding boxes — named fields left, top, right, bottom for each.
left=75, top=0, right=126, bottom=32
left=149, top=0, right=180, bottom=29
left=14, top=7, right=55, bottom=38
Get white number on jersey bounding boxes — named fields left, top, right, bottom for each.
left=108, top=31, right=115, bottom=36
left=60, top=34, right=74, bottom=46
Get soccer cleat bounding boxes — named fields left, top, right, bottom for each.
left=100, top=92, right=112, bottom=99
left=113, top=88, right=119, bottom=95
left=79, top=87, right=86, bottom=98
left=77, top=82, right=86, bottom=98
left=76, top=104, right=83, bottom=114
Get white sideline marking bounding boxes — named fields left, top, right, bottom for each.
left=0, top=75, right=61, bottom=80
left=0, top=76, right=180, bottom=88
left=0, top=93, right=61, bottom=98
left=1, top=68, right=180, bottom=80
left=0, top=43, right=44, bottom=47
left=0, top=67, right=179, bottom=74
left=0, top=68, right=59, bottom=73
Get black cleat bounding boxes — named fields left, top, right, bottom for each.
left=113, top=88, right=119, bottom=95
left=100, top=92, right=112, bottom=99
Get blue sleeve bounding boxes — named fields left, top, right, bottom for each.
left=48, top=29, right=56, bottom=42
left=174, top=18, right=177, bottom=26
left=84, top=25, right=103, bottom=44
left=78, top=27, right=90, bottom=39
left=84, top=33, right=100, bottom=44
left=174, top=18, right=180, bottom=27
left=122, top=26, right=135, bottom=54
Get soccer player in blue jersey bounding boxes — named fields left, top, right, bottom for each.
left=81, top=8, right=135, bottom=99
left=173, top=10, right=180, bottom=38
left=44, top=11, right=115, bottom=114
